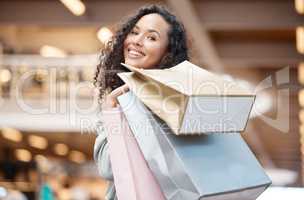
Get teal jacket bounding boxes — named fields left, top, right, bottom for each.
left=94, top=121, right=117, bottom=200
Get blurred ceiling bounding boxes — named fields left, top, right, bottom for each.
left=0, top=0, right=302, bottom=68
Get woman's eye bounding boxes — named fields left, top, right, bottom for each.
left=147, top=36, right=156, bottom=41
left=130, top=30, right=138, bottom=35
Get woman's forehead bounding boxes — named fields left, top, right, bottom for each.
left=135, top=13, right=170, bottom=34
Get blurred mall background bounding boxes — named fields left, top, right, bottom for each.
left=0, top=0, right=303, bottom=199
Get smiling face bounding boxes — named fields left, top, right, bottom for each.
left=123, top=13, right=170, bottom=69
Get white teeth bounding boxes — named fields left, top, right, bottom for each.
left=129, top=50, right=143, bottom=57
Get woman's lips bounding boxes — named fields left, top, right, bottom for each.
left=127, top=47, right=145, bottom=58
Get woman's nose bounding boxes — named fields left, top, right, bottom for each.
left=133, top=34, right=144, bottom=46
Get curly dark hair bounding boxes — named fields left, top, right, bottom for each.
left=94, top=5, right=189, bottom=102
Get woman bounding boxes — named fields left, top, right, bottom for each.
left=94, top=5, right=189, bottom=200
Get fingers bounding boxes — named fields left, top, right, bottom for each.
left=103, top=84, right=129, bottom=109
left=121, top=84, right=130, bottom=93
left=110, top=84, right=129, bottom=97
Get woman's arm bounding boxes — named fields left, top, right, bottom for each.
left=94, top=121, right=113, bottom=180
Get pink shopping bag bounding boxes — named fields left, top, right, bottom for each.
left=102, top=107, right=165, bottom=200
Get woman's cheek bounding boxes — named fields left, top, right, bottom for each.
left=146, top=43, right=162, bottom=55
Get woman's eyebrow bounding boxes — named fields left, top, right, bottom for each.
left=134, top=25, right=161, bottom=37
left=147, top=29, right=161, bottom=37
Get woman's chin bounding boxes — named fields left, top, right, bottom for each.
left=124, top=59, right=145, bottom=69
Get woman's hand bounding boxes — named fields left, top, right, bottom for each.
left=102, top=84, right=129, bottom=109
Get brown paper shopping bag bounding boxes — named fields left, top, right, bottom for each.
left=118, top=60, right=255, bottom=135
left=102, top=107, right=165, bottom=200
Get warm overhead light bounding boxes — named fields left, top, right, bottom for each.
left=1, top=127, right=22, bottom=142
left=40, top=45, right=67, bottom=58
left=301, top=133, right=304, bottom=144
left=299, top=89, right=304, bottom=107
left=59, top=0, right=86, bottom=16
left=296, top=26, right=304, bottom=54
left=54, top=143, right=69, bottom=156
left=0, top=69, right=12, bottom=83
left=295, top=0, right=304, bottom=14
left=301, top=127, right=304, bottom=143
left=300, top=125, right=304, bottom=144
left=300, top=124, right=304, bottom=135
left=15, top=149, right=32, bottom=162
left=69, top=150, right=86, bottom=164
left=28, top=135, right=48, bottom=149
left=97, top=27, right=113, bottom=44
left=298, top=63, right=304, bottom=84
left=299, top=109, right=304, bottom=123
